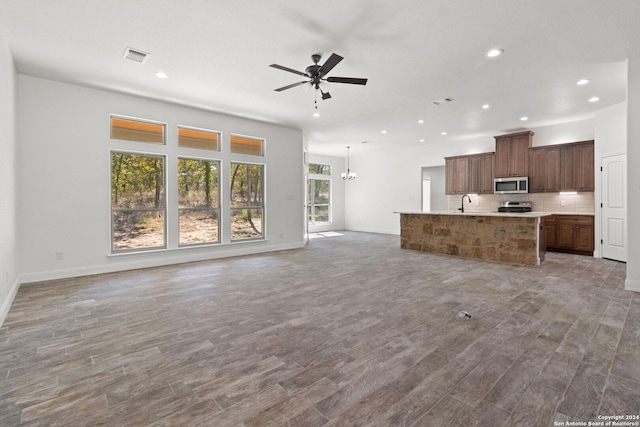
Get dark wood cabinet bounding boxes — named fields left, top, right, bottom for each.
left=445, top=152, right=494, bottom=195
left=545, top=215, right=558, bottom=248
left=445, top=156, right=469, bottom=195
left=545, top=215, right=594, bottom=255
left=529, top=140, right=593, bottom=193
left=560, top=140, right=594, bottom=192
left=469, top=152, right=494, bottom=194
left=529, top=145, right=561, bottom=192
left=494, top=131, right=533, bottom=177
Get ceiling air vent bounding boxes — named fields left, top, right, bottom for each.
left=432, top=97, right=454, bottom=106
left=122, top=47, right=149, bottom=64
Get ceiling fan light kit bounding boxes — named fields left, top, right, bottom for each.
left=270, top=53, right=367, bottom=103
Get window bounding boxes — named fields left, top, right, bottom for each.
left=230, top=162, right=264, bottom=240
left=308, top=179, right=331, bottom=224
left=178, top=158, right=220, bottom=246
left=309, top=163, right=331, bottom=175
left=111, top=116, right=165, bottom=144
left=230, top=134, right=264, bottom=156
left=111, top=152, right=166, bottom=252
left=178, top=126, right=220, bottom=151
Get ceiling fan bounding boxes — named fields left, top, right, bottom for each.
left=269, top=53, right=367, bottom=100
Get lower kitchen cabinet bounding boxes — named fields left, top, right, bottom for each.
left=545, top=215, right=594, bottom=255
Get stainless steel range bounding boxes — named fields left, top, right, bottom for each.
left=498, top=201, right=532, bottom=213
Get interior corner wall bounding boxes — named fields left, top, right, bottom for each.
left=0, top=22, right=18, bottom=325
left=626, top=58, right=640, bottom=291
left=307, top=153, right=346, bottom=233
left=16, top=75, right=305, bottom=284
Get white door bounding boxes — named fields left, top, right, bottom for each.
left=601, top=153, right=627, bottom=262
left=422, top=178, right=431, bottom=212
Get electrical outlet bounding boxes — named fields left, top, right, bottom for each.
left=561, top=199, right=566, bottom=207
left=55, top=251, right=64, bottom=261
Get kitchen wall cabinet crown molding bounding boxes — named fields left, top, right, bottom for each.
left=494, top=131, right=534, bottom=178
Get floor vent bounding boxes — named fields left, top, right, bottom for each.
left=123, top=47, right=149, bottom=64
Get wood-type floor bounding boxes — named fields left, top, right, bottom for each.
left=0, top=231, right=637, bottom=426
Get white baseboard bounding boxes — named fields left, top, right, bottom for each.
left=625, top=278, right=640, bottom=292
left=0, top=277, right=21, bottom=327
left=20, top=241, right=305, bottom=285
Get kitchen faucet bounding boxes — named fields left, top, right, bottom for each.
left=459, top=194, right=472, bottom=213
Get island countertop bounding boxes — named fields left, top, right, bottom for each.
left=395, top=211, right=552, bottom=218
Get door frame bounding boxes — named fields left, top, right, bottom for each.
left=597, top=151, right=627, bottom=261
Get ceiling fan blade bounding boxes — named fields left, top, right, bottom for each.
left=318, top=53, right=343, bottom=76
left=269, top=64, right=308, bottom=77
left=274, top=81, right=309, bottom=92
left=326, top=77, right=368, bottom=85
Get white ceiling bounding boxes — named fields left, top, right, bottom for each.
left=0, top=0, right=638, bottom=156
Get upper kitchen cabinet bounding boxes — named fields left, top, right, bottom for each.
left=529, top=145, right=561, bottom=192
left=494, top=131, right=534, bottom=178
left=469, top=152, right=495, bottom=194
left=445, top=152, right=494, bottom=195
left=560, top=140, right=594, bottom=192
left=445, top=156, right=469, bottom=195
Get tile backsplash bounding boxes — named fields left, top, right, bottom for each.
left=447, top=192, right=595, bottom=213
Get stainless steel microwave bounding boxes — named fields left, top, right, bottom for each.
left=494, top=177, right=529, bottom=194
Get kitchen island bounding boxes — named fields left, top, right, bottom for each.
left=398, top=211, right=550, bottom=266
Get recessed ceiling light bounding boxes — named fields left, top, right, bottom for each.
left=520, top=116, right=529, bottom=121
left=482, top=104, right=490, bottom=109
left=441, top=131, right=447, bottom=135
left=576, top=79, right=590, bottom=85
left=486, top=48, right=503, bottom=58
left=313, top=112, right=321, bottom=117
left=418, top=120, right=424, bottom=124
left=589, top=96, right=600, bottom=103
left=155, top=71, right=168, bottom=79
left=381, top=130, right=387, bottom=134
left=419, top=139, right=425, bottom=142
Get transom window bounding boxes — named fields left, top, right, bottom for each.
left=178, top=126, right=220, bottom=151
left=309, top=163, right=331, bottom=175
left=111, top=116, right=165, bottom=144
left=230, top=134, right=264, bottom=156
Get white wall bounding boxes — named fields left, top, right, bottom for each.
left=16, top=75, right=305, bottom=283
left=627, top=58, right=640, bottom=291
left=594, top=101, right=627, bottom=259
left=0, top=23, right=18, bottom=324
left=345, top=119, right=594, bottom=235
left=307, top=153, right=346, bottom=232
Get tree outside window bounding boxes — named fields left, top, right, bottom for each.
left=111, top=152, right=166, bottom=252
left=178, top=158, right=220, bottom=246
left=230, top=162, right=264, bottom=240
left=308, top=179, right=330, bottom=224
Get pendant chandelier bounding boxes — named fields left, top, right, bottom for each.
left=341, top=146, right=356, bottom=180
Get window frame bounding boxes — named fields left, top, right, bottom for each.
left=309, top=163, right=331, bottom=175
left=229, top=161, right=266, bottom=242
left=110, top=114, right=166, bottom=145
left=229, top=133, right=265, bottom=157
left=110, top=149, right=167, bottom=253
left=177, top=156, right=222, bottom=247
left=177, top=125, right=221, bottom=151
left=308, top=178, right=332, bottom=225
